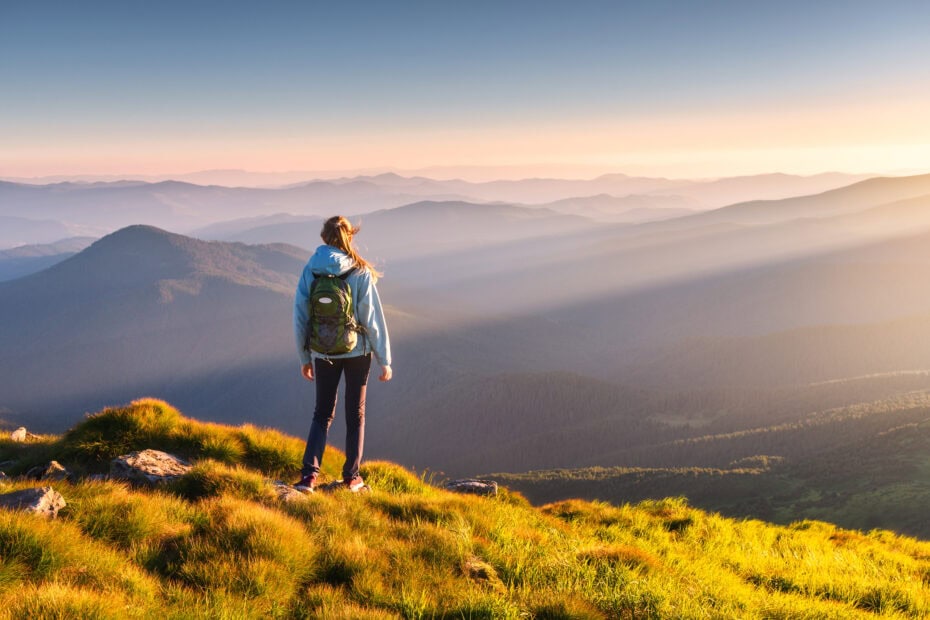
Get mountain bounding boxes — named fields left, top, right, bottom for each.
left=658, top=173, right=930, bottom=229
left=375, top=372, right=670, bottom=474
left=372, top=186, right=930, bottom=345
left=0, top=179, right=468, bottom=236
left=190, top=213, right=322, bottom=241
left=0, top=226, right=309, bottom=431
left=0, top=224, right=678, bottom=478
left=442, top=171, right=871, bottom=207
left=203, top=200, right=601, bottom=259
left=0, top=172, right=874, bottom=248
left=2, top=399, right=929, bottom=618
left=533, top=193, right=699, bottom=223
left=494, top=399, right=930, bottom=538
left=0, top=236, right=97, bottom=281
left=653, top=171, right=874, bottom=208
left=0, top=215, right=101, bottom=249
left=7, top=175, right=930, bottom=478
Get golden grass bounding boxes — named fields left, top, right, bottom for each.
left=3, top=400, right=930, bottom=618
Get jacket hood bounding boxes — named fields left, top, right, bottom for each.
left=308, top=245, right=355, bottom=276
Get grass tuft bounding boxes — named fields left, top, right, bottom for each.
left=2, top=583, right=132, bottom=620
left=168, top=459, right=272, bottom=502
left=578, top=543, right=662, bottom=572
left=59, top=398, right=183, bottom=466
left=360, top=460, right=432, bottom=495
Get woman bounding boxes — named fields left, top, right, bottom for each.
left=293, top=215, right=392, bottom=492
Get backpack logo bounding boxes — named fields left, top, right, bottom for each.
left=305, top=269, right=362, bottom=355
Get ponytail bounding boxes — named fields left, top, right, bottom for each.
left=320, top=215, right=382, bottom=282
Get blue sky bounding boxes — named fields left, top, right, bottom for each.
left=3, top=1, right=930, bottom=178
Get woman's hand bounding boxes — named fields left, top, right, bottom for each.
left=301, top=363, right=314, bottom=382
left=379, top=365, right=393, bottom=382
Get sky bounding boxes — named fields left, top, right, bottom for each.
left=3, top=1, right=930, bottom=180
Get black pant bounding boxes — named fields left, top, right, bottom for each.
left=301, top=354, right=371, bottom=480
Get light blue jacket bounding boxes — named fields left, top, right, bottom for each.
left=294, top=245, right=392, bottom=368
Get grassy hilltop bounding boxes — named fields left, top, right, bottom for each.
left=3, top=400, right=930, bottom=618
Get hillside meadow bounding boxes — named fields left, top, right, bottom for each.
left=1, top=399, right=930, bottom=618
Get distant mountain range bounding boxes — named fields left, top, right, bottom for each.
left=527, top=193, right=700, bottom=223
left=0, top=214, right=103, bottom=249
left=6, top=172, right=930, bottom=488
left=0, top=236, right=96, bottom=282
left=196, top=201, right=600, bottom=260
left=0, top=171, right=872, bottom=250
left=0, top=222, right=676, bottom=476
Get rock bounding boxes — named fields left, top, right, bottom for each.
left=0, top=472, right=8, bottom=484
left=272, top=482, right=309, bottom=503
left=26, top=460, right=70, bottom=482
left=444, top=479, right=498, bottom=497
left=0, top=487, right=66, bottom=517
left=317, top=480, right=371, bottom=494
left=111, top=449, right=191, bottom=485
left=10, top=427, right=27, bottom=442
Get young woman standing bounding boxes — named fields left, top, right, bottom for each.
left=293, top=215, right=392, bottom=492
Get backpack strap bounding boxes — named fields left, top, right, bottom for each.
left=310, top=268, right=355, bottom=280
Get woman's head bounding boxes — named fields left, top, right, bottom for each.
left=320, top=215, right=357, bottom=252
left=321, top=215, right=381, bottom=280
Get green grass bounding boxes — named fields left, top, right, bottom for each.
left=3, top=398, right=930, bottom=618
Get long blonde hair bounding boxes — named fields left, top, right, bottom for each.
left=320, top=215, right=382, bottom=281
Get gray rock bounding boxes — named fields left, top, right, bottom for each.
left=444, top=479, right=498, bottom=496
left=0, top=487, right=66, bottom=517
left=26, top=460, right=70, bottom=482
left=111, top=449, right=191, bottom=485
left=317, top=480, right=371, bottom=493
left=10, top=427, right=27, bottom=442
left=272, top=481, right=310, bottom=503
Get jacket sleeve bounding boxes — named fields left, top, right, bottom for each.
left=355, top=270, right=392, bottom=368
left=294, top=266, right=313, bottom=366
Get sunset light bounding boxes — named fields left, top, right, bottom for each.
left=3, top=2, right=930, bottom=180
left=7, top=3, right=930, bottom=617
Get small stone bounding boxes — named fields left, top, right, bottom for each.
left=0, top=487, right=66, bottom=518
left=10, top=427, right=27, bottom=442
left=444, top=479, right=498, bottom=497
left=26, top=461, right=70, bottom=482
left=317, top=480, right=370, bottom=493
left=111, top=449, right=191, bottom=485
left=273, top=482, right=309, bottom=503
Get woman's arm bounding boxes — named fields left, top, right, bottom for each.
left=355, top=270, right=392, bottom=374
left=293, top=266, right=314, bottom=379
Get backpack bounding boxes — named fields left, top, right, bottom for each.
left=305, top=268, right=363, bottom=355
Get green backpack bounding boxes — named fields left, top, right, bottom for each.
left=306, top=268, right=363, bottom=355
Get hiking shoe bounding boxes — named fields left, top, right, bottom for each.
left=344, top=476, right=365, bottom=492
left=293, top=473, right=318, bottom=492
